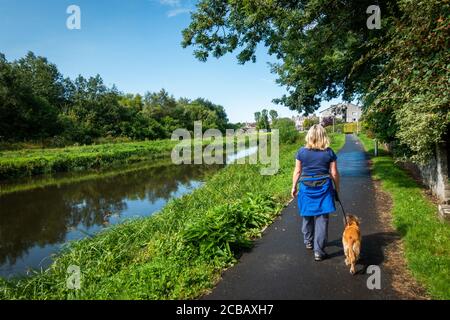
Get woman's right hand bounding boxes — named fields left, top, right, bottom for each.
left=291, top=186, right=298, bottom=198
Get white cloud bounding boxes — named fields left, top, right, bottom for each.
left=157, top=0, right=191, bottom=17
left=159, top=0, right=181, bottom=7
left=167, top=7, right=191, bottom=17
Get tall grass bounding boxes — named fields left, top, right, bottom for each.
left=0, top=135, right=258, bottom=180
left=0, top=133, right=344, bottom=300
left=0, top=140, right=179, bottom=180
left=0, top=158, right=175, bottom=196
left=358, top=134, right=450, bottom=299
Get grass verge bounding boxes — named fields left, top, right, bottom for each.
left=0, top=133, right=344, bottom=300
left=0, top=135, right=259, bottom=181
left=358, top=133, right=450, bottom=299
left=0, top=158, right=180, bottom=196
left=0, top=140, right=179, bottom=180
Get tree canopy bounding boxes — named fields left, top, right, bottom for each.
left=182, top=0, right=449, bottom=162
left=0, top=52, right=231, bottom=146
left=254, top=108, right=276, bottom=130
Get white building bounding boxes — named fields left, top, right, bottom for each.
left=319, top=103, right=362, bottom=123
left=292, top=115, right=305, bottom=131
left=291, top=115, right=320, bottom=131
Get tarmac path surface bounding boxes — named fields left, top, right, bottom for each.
left=205, top=134, right=399, bottom=300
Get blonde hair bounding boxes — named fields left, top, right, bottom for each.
left=305, top=124, right=330, bottom=150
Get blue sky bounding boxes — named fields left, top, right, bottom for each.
left=0, top=0, right=341, bottom=123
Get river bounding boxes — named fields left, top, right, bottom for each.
left=0, top=160, right=224, bottom=278
left=0, top=147, right=259, bottom=278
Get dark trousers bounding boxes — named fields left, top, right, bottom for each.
left=302, top=214, right=329, bottom=256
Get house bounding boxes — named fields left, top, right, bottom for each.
left=291, top=115, right=319, bottom=131
left=319, top=103, right=362, bottom=123
left=292, top=115, right=306, bottom=131
left=241, top=122, right=257, bottom=133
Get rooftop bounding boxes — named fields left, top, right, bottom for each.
left=319, top=103, right=361, bottom=114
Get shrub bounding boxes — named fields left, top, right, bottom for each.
left=325, top=123, right=344, bottom=134
left=183, top=194, right=278, bottom=261
left=272, top=118, right=299, bottom=144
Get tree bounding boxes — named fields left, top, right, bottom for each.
left=272, top=118, right=298, bottom=144
left=321, top=116, right=334, bottom=128
left=363, top=1, right=449, bottom=162
left=254, top=112, right=261, bottom=124
left=257, top=109, right=270, bottom=131
left=13, top=52, right=66, bottom=109
left=144, top=89, right=177, bottom=110
left=0, top=52, right=232, bottom=144
left=303, top=117, right=319, bottom=131
left=229, top=122, right=244, bottom=130
left=182, top=0, right=449, bottom=163
left=0, top=53, right=62, bottom=140
left=191, top=98, right=229, bottom=132
left=269, top=110, right=278, bottom=123
left=63, top=75, right=129, bottom=141
left=119, top=93, right=144, bottom=111
left=182, top=0, right=396, bottom=114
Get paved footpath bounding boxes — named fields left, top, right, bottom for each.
left=205, top=134, right=400, bottom=300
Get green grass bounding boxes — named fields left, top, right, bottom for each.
left=330, top=133, right=345, bottom=153
left=0, top=135, right=260, bottom=181
left=0, top=133, right=344, bottom=300
left=0, top=140, right=179, bottom=180
left=358, top=133, right=450, bottom=299
left=0, top=158, right=176, bottom=196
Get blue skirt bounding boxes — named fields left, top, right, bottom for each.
left=298, top=176, right=336, bottom=217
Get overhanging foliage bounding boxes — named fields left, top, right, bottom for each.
left=183, top=0, right=449, bottom=162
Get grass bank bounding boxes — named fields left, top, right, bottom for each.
left=358, top=134, right=450, bottom=299
left=0, top=135, right=259, bottom=181
left=0, top=133, right=345, bottom=299
left=0, top=158, right=176, bottom=196
left=0, top=140, right=179, bottom=180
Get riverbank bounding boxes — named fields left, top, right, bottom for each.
left=0, top=134, right=345, bottom=299
left=0, top=157, right=177, bottom=196
left=358, top=134, right=450, bottom=299
left=0, top=140, right=179, bottom=180
left=0, top=160, right=222, bottom=277
left=0, top=135, right=258, bottom=182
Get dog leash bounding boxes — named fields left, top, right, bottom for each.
left=335, top=191, right=348, bottom=227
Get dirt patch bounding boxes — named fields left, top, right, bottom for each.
left=372, top=179, right=430, bottom=299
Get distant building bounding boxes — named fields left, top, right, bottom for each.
left=241, top=122, right=257, bottom=133
left=292, top=116, right=305, bottom=131
left=291, top=115, right=319, bottom=131
left=319, top=103, right=362, bottom=123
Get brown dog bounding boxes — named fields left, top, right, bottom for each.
left=342, top=215, right=361, bottom=275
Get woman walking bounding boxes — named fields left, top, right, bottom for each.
left=291, top=124, right=340, bottom=261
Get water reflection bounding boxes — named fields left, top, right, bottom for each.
left=0, top=162, right=222, bottom=277
left=226, top=146, right=259, bottom=164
